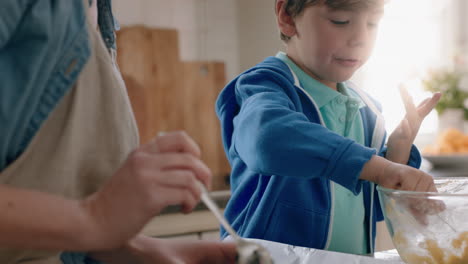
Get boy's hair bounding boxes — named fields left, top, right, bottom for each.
left=277, top=0, right=380, bottom=41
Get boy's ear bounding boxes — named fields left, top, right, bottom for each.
left=276, top=0, right=297, bottom=39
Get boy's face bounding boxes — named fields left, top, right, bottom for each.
left=285, top=0, right=385, bottom=87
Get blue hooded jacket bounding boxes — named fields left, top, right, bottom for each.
left=216, top=56, right=422, bottom=252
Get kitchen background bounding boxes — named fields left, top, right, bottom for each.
left=112, top=0, right=468, bottom=251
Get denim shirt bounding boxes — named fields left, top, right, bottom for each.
left=0, top=0, right=119, bottom=172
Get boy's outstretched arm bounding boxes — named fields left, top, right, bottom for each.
left=386, top=85, right=441, bottom=164
left=360, top=155, right=436, bottom=192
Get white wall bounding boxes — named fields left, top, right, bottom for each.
left=236, top=0, right=285, bottom=72
left=112, top=0, right=285, bottom=80
left=112, top=0, right=240, bottom=80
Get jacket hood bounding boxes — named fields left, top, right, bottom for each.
left=215, top=57, right=295, bottom=153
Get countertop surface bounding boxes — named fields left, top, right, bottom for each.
left=374, top=250, right=403, bottom=263
left=422, top=157, right=468, bottom=178
left=228, top=238, right=404, bottom=263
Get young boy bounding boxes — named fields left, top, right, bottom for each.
left=0, top=1, right=237, bottom=263
left=216, top=0, right=441, bottom=255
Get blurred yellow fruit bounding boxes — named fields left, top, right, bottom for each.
left=423, top=128, right=468, bottom=155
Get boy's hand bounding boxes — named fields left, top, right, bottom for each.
left=386, top=85, right=441, bottom=164
left=361, top=155, right=444, bottom=226
left=377, top=161, right=437, bottom=192
left=360, top=155, right=436, bottom=192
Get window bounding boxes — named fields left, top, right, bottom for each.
left=351, top=0, right=458, bottom=145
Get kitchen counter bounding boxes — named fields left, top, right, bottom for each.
left=228, top=238, right=405, bottom=263
left=374, top=250, right=404, bottom=263
left=421, top=157, right=468, bottom=178
left=142, top=190, right=230, bottom=238
left=429, top=166, right=468, bottom=178
left=145, top=190, right=406, bottom=262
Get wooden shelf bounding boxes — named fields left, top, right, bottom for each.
left=142, top=210, right=223, bottom=237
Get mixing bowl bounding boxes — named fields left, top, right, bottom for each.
left=378, top=178, right=468, bottom=264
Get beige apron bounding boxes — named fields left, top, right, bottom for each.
left=0, top=13, right=139, bottom=264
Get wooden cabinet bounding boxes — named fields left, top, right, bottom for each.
left=117, top=26, right=230, bottom=190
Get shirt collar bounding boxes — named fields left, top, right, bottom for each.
left=276, top=52, right=365, bottom=109
left=339, top=83, right=367, bottom=109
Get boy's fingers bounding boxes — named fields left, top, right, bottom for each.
left=399, top=85, right=417, bottom=114
left=417, top=92, right=441, bottom=117
left=399, top=85, right=419, bottom=125
left=417, top=98, right=431, bottom=108
left=410, top=206, right=429, bottom=226
left=401, top=118, right=411, bottom=138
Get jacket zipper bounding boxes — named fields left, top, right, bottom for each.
left=286, top=65, right=385, bottom=252
left=369, top=182, right=375, bottom=254
left=285, top=65, right=335, bottom=249
left=347, top=82, right=385, bottom=253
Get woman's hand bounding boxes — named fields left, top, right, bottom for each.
left=90, top=235, right=238, bottom=264
left=80, top=131, right=212, bottom=250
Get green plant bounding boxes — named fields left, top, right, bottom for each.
left=422, top=69, right=468, bottom=119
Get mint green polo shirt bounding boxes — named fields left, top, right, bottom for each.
left=277, top=52, right=368, bottom=255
